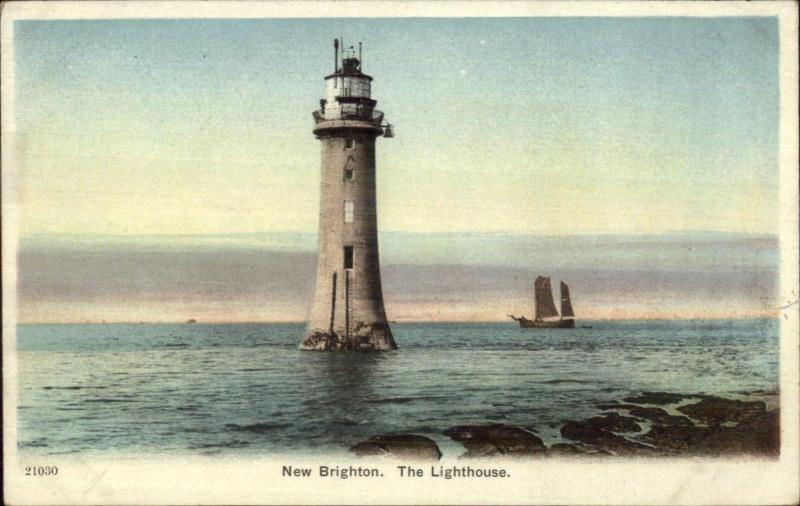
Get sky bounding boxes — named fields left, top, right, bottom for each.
left=17, top=232, right=780, bottom=323
left=13, top=17, right=780, bottom=237
left=10, top=17, right=782, bottom=322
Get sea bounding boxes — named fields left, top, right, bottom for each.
left=15, top=319, right=779, bottom=457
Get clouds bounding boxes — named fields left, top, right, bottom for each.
left=17, top=232, right=778, bottom=322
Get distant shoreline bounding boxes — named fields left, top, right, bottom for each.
left=16, top=316, right=780, bottom=325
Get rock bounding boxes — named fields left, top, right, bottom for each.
left=623, top=392, right=692, bottom=405
left=628, top=407, right=693, bottom=427
left=547, top=443, right=585, bottom=454
left=639, top=402, right=779, bottom=456
left=350, top=434, right=442, bottom=461
left=694, top=408, right=779, bottom=456
left=560, top=420, right=655, bottom=456
left=583, top=413, right=642, bottom=433
left=677, top=396, right=767, bottom=426
left=444, top=424, right=546, bottom=458
left=436, top=391, right=779, bottom=460
left=546, top=443, right=610, bottom=456
left=640, top=423, right=711, bottom=453
left=596, top=403, right=641, bottom=411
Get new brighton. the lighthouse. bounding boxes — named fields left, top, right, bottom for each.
left=301, top=40, right=397, bottom=351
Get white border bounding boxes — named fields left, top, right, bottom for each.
left=2, top=2, right=798, bottom=505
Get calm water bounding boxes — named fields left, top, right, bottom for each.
left=16, top=320, right=779, bottom=457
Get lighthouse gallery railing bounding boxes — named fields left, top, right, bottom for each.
left=313, top=109, right=384, bottom=126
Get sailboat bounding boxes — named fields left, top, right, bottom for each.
left=509, top=276, right=575, bottom=328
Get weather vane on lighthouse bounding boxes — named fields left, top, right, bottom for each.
left=301, top=39, right=397, bottom=351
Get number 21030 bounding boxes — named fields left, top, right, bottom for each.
left=25, top=466, right=58, bottom=476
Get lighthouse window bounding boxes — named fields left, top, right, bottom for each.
left=346, top=138, right=356, bottom=150
left=343, top=246, right=354, bottom=269
left=344, top=201, right=354, bottom=223
left=344, top=169, right=354, bottom=181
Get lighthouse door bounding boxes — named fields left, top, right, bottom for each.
left=343, top=246, right=354, bottom=269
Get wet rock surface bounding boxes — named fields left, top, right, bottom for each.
left=443, top=424, right=546, bottom=457
left=626, top=406, right=693, bottom=427
left=546, top=443, right=588, bottom=455
left=596, top=403, right=641, bottom=410
left=350, top=434, right=442, bottom=460
left=639, top=423, right=711, bottom=453
left=692, top=409, right=779, bottom=456
left=442, top=392, right=779, bottom=459
left=676, top=397, right=766, bottom=425
left=622, top=392, right=692, bottom=405
left=584, top=392, right=779, bottom=457
left=559, top=419, right=655, bottom=456
left=354, top=392, right=778, bottom=460
left=301, top=328, right=395, bottom=351
left=579, top=412, right=642, bottom=433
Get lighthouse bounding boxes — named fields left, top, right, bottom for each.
left=301, top=40, right=397, bottom=351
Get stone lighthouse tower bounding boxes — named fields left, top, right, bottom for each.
left=301, top=40, right=397, bottom=351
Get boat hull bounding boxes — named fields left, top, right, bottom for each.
left=515, top=317, right=575, bottom=329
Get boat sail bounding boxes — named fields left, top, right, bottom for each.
left=509, top=277, right=576, bottom=328
left=560, top=281, right=575, bottom=320
left=535, top=276, right=559, bottom=320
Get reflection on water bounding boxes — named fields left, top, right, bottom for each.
left=295, top=352, right=386, bottom=433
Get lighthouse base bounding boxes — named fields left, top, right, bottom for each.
left=301, top=322, right=396, bottom=351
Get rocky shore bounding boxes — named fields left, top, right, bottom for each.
left=350, top=391, right=779, bottom=460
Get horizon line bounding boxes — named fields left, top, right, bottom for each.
left=16, top=230, right=781, bottom=244
left=16, top=315, right=779, bottom=325
left=18, top=229, right=778, bottom=239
